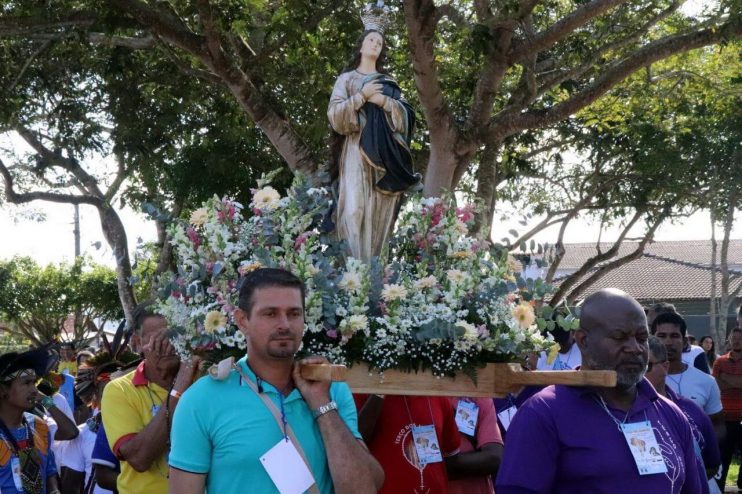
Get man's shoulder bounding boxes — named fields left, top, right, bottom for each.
left=685, top=364, right=717, bottom=385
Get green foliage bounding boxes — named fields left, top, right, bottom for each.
left=0, top=256, right=122, bottom=346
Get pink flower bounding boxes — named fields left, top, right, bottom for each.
left=456, top=205, right=475, bottom=224
left=326, top=329, right=338, bottom=339
left=294, top=232, right=312, bottom=250
left=477, top=324, right=489, bottom=337
left=186, top=227, right=201, bottom=248
left=430, top=204, right=444, bottom=227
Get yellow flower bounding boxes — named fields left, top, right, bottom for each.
left=204, top=310, right=228, bottom=333
left=381, top=283, right=408, bottom=302
left=238, top=261, right=263, bottom=276
left=251, top=186, right=281, bottom=209
left=189, top=207, right=208, bottom=226
left=512, top=303, right=536, bottom=329
left=448, top=250, right=472, bottom=259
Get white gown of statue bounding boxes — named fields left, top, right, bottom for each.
left=327, top=70, right=410, bottom=262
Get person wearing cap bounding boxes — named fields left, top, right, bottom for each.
left=101, top=302, right=201, bottom=494
left=0, top=348, right=62, bottom=494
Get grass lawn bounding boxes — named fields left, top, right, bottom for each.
left=728, top=455, right=740, bottom=490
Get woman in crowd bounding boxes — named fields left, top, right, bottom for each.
left=700, top=335, right=717, bottom=369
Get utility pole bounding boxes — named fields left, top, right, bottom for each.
left=73, top=204, right=81, bottom=258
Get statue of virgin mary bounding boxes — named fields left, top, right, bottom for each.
left=327, top=3, right=420, bottom=262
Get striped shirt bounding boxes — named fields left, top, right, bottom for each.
left=712, top=352, right=742, bottom=421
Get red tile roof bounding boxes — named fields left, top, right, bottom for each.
left=554, top=239, right=742, bottom=270
left=553, top=251, right=742, bottom=301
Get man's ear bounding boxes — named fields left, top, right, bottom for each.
left=234, top=308, right=249, bottom=334
left=573, top=329, right=588, bottom=350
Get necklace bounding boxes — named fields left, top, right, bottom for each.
left=666, top=371, right=683, bottom=395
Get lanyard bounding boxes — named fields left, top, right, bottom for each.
left=595, top=395, right=648, bottom=431
left=403, top=396, right=436, bottom=427
left=0, top=418, right=32, bottom=456
left=232, top=362, right=321, bottom=494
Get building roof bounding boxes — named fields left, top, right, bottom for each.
left=553, top=252, right=742, bottom=302
left=554, top=239, right=742, bottom=270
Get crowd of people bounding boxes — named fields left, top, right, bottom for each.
left=2, top=267, right=742, bottom=493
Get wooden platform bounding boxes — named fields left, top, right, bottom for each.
left=301, top=362, right=617, bottom=397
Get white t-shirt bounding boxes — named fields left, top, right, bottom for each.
left=666, top=364, right=723, bottom=415
left=43, top=392, right=76, bottom=474
left=536, top=344, right=582, bottom=370
left=682, top=344, right=707, bottom=370
left=60, top=419, right=113, bottom=494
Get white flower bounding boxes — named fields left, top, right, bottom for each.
left=446, top=269, right=468, bottom=284
left=414, top=276, right=438, bottom=289
left=381, top=283, right=408, bottom=302
left=512, top=303, right=536, bottom=328
left=204, top=310, right=227, bottom=333
left=338, top=272, right=362, bottom=292
left=190, top=207, right=208, bottom=226
left=456, top=320, right=478, bottom=341
left=347, top=314, right=368, bottom=332
left=251, top=186, right=281, bottom=209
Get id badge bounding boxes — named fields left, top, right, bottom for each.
left=497, top=405, right=517, bottom=431
left=411, top=424, right=443, bottom=465
left=455, top=400, right=479, bottom=436
left=151, top=405, right=161, bottom=417
left=260, top=439, right=316, bottom=494
left=11, top=456, right=23, bottom=490
left=620, top=421, right=668, bottom=475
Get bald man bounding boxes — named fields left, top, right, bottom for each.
left=496, top=288, right=703, bottom=494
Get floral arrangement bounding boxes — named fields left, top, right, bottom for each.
left=157, top=174, right=558, bottom=376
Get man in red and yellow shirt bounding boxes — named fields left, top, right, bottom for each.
left=101, top=303, right=199, bottom=494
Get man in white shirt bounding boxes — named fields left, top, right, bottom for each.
left=653, top=311, right=725, bottom=440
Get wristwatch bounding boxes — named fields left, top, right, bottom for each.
left=311, top=401, right=338, bottom=420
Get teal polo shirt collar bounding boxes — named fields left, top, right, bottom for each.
left=236, top=356, right=304, bottom=404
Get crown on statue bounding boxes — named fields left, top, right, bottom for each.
left=361, top=1, right=392, bottom=34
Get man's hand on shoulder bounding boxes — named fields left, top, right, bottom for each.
left=293, top=356, right=331, bottom=410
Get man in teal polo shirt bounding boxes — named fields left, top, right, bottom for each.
left=169, top=268, right=384, bottom=494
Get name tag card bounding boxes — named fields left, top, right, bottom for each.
left=260, top=439, right=316, bottom=494
left=455, top=400, right=479, bottom=436
left=620, top=421, right=668, bottom=475
left=497, top=406, right=517, bottom=431
left=411, top=424, right=443, bottom=465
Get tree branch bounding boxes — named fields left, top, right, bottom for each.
left=6, top=40, right=53, bottom=93
left=0, top=11, right=97, bottom=36
left=508, top=0, right=629, bottom=62
left=565, top=209, right=669, bottom=303
left=0, top=157, right=103, bottom=207
left=492, top=21, right=742, bottom=138
left=549, top=207, right=645, bottom=305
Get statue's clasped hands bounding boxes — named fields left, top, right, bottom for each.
left=361, top=82, right=385, bottom=107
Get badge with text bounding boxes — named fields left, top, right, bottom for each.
left=260, top=439, right=316, bottom=494
left=620, top=421, right=668, bottom=475
left=497, top=405, right=517, bottom=431
left=411, top=424, right=443, bottom=465
left=11, top=456, right=23, bottom=490
left=455, top=400, right=479, bottom=436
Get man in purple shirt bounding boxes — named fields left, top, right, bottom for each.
left=496, top=288, right=703, bottom=494
left=645, top=335, right=720, bottom=493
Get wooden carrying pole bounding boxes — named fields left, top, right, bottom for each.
left=300, top=362, right=616, bottom=398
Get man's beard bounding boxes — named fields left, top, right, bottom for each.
left=584, top=353, right=647, bottom=390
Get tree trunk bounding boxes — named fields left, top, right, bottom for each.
left=718, top=193, right=737, bottom=340
left=710, top=209, right=720, bottom=345
left=97, top=205, right=137, bottom=330
left=473, top=143, right=500, bottom=238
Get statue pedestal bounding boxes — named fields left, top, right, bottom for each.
left=301, top=363, right=617, bottom=397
